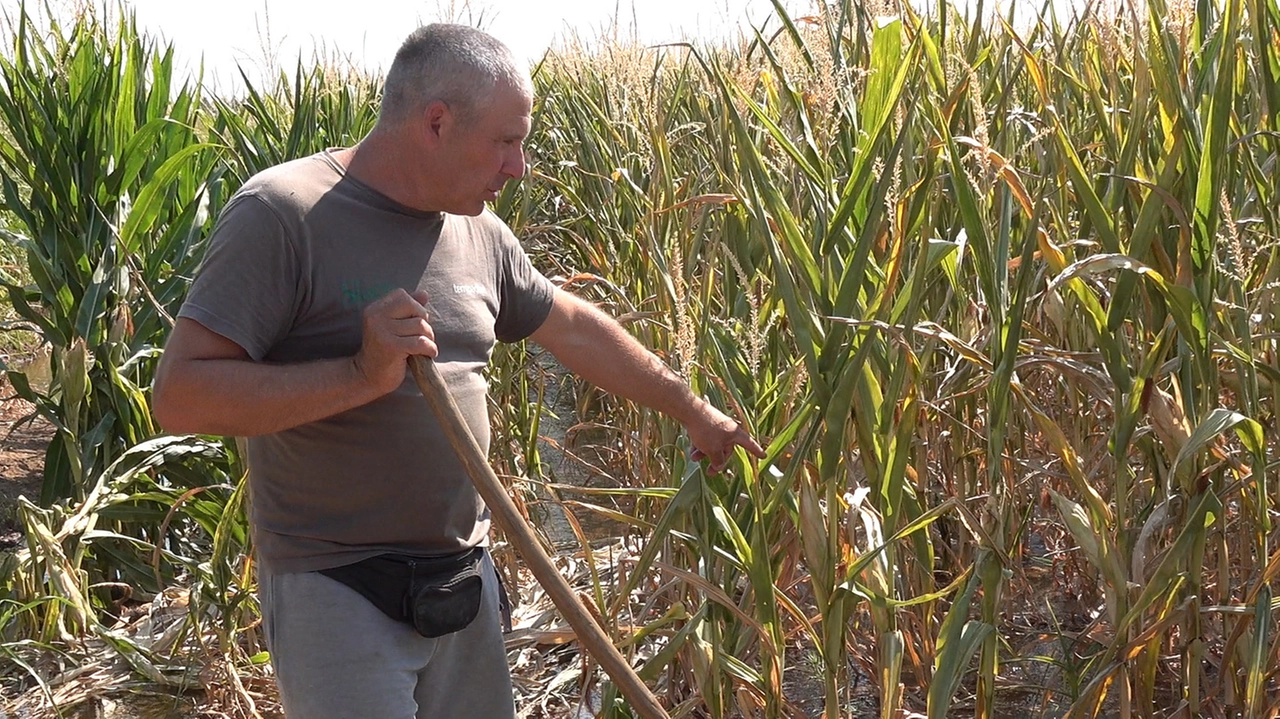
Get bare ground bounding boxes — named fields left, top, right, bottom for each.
left=0, top=374, right=50, bottom=550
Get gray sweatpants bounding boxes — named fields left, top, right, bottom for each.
left=258, top=551, right=515, bottom=719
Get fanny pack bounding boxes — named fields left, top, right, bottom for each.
left=320, top=547, right=486, bottom=638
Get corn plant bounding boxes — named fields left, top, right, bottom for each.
left=508, top=0, right=1280, bottom=715
left=0, top=6, right=255, bottom=697
left=0, top=5, right=222, bottom=500
left=212, top=60, right=381, bottom=187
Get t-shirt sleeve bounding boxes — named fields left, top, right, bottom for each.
left=178, top=193, right=302, bottom=361
left=493, top=226, right=555, bottom=343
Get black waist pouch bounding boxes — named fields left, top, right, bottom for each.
left=319, top=547, right=485, bottom=638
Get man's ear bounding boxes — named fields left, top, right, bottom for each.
left=422, top=100, right=451, bottom=147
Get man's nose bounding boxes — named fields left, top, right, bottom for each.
left=503, top=146, right=526, bottom=180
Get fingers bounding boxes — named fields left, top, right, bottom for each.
left=689, top=447, right=723, bottom=473
left=354, top=289, right=439, bottom=395
left=690, top=424, right=767, bottom=475
left=376, top=289, right=429, bottom=322
left=389, top=315, right=436, bottom=345
left=370, top=290, right=438, bottom=357
left=737, top=431, right=767, bottom=459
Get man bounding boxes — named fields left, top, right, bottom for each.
left=152, top=23, right=764, bottom=719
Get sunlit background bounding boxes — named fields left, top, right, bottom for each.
left=107, top=0, right=814, bottom=88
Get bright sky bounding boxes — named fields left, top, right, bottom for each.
left=113, top=0, right=811, bottom=89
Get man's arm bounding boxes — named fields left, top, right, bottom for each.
left=529, top=288, right=765, bottom=472
left=152, top=289, right=437, bottom=437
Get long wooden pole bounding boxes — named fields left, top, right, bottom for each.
left=408, top=356, right=670, bottom=719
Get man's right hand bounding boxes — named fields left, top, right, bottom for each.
left=154, top=289, right=439, bottom=437
left=353, top=289, right=438, bottom=396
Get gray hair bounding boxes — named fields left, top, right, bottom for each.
left=380, top=24, right=529, bottom=126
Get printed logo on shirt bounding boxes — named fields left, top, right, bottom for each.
left=341, top=279, right=397, bottom=309
left=453, top=283, right=487, bottom=297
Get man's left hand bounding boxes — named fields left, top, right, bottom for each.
left=686, top=402, right=766, bottom=474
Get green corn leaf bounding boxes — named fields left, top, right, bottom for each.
left=1191, top=0, right=1242, bottom=270
left=1049, top=489, right=1103, bottom=574
left=928, top=570, right=991, bottom=719
left=1169, top=408, right=1264, bottom=478
left=1246, top=585, right=1271, bottom=714
left=118, top=143, right=218, bottom=255
left=1049, top=253, right=1208, bottom=359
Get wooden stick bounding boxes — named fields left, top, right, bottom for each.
left=408, top=356, right=670, bottom=719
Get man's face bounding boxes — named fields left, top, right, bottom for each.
left=438, top=82, right=532, bottom=216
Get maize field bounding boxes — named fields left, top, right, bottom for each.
left=1, top=0, right=1279, bottom=716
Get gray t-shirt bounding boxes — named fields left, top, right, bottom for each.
left=178, top=151, right=556, bottom=574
